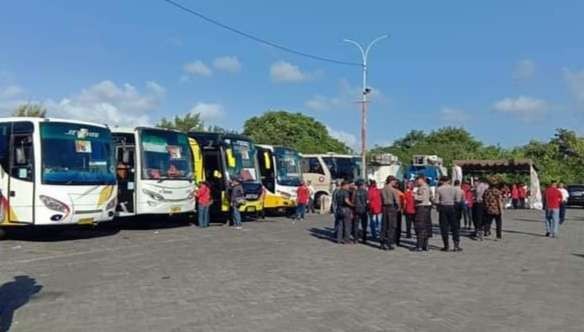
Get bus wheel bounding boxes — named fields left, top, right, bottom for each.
left=0, top=227, right=6, bottom=240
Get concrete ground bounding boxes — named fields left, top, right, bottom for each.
left=1, top=209, right=583, bottom=332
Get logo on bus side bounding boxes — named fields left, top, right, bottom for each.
left=65, top=129, right=100, bottom=139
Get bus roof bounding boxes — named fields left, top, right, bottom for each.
left=110, top=126, right=185, bottom=135
left=0, top=117, right=110, bottom=129
left=188, top=131, right=254, bottom=144
left=302, top=153, right=358, bottom=159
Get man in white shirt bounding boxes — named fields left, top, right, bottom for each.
left=559, top=182, right=569, bottom=224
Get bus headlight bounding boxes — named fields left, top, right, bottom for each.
left=142, top=189, right=165, bottom=201
left=106, top=198, right=117, bottom=210
left=40, top=195, right=70, bottom=215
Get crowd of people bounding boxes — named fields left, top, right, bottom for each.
left=192, top=173, right=570, bottom=244
left=325, top=175, right=568, bottom=252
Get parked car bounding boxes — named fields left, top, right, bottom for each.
left=567, top=185, right=584, bottom=207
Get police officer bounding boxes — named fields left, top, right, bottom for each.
left=380, top=176, right=401, bottom=250
left=435, top=176, right=463, bottom=252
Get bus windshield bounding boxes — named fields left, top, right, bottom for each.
left=41, top=122, right=115, bottom=185
left=225, top=138, right=259, bottom=182
left=141, top=129, right=193, bottom=180
left=322, top=156, right=361, bottom=181
left=274, top=147, right=302, bottom=186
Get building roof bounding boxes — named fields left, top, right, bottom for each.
left=453, top=159, right=536, bottom=174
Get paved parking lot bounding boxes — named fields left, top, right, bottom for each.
left=1, top=209, right=583, bottom=332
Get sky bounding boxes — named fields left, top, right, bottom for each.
left=1, top=0, right=584, bottom=149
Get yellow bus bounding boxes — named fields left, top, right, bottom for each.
left=257, top=145, right=302, bottom=214
left=188, top=132, right=264, bottom=221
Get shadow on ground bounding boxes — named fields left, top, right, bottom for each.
left=3, top=226, right=120, bottom=243
left=0, top=275, right=43, bottom=332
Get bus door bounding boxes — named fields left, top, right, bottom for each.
left=8, top=122, right=35, bottom=223
left=258, top=148, right=275, bottom=193
left=115, top=145, right=136, bottom=214
left=201, top=147, right=227, bottom=213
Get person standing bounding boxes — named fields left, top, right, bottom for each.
left=511, top=184, right=520, bottom=209
left=352, top=179, right=369, bottom=244
left=414, top=175, right=432, bottom=251
left=380, top=176, right=401, bottom=250
left=368, top=180, right=383, bottom=241
left=435, top=176, right=463, bottom=252
left=335, top=180, right=354, bottom=244
left=295, top=181, right=310, bottom=221
left=454, top=180, right=465, bottom=227
left=307, top=180, right=316, bottom=214
left=462, top=181, right=474, bottom=230
left=558, top=182, right=569, bottom=225
left=403, top=181, right=416, bottom=239
left=196, top=181, right=212, bottom=228
left=394, top=181, right=405, bottom=246
left=473, top=178, right=489, bottom=240
left=544, top=181, right=563, bottom=238
left=230, top=179, right=245, bottom=229
left=483, top=181, right=504, bottom=240
left=518, top=184, right=527, bottom=209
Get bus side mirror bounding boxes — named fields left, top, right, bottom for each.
left=15, top=147, right=26, bottom=165
left=122, top=150, right=131, bottom=164
left=263, top=152, right=271, bottom=170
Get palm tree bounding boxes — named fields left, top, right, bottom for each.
left=12, top=104, right=47, bottom=117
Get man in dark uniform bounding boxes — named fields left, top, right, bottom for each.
left=335, top=180, right=354, bottom=244
left=414, top=175, right=432, bottom=251
left=381, top=176, right=401, bottom=250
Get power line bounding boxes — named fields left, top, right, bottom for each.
left=160, top=0, right=362, bottom=67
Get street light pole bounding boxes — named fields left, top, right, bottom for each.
left=344, top=35, right=388, bottom=179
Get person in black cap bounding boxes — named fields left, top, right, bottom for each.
left=414, top=175, right=432, bottom=251
left=334, top=180, right=354, bottom=244
left=380, top=176, right=401, bottom=250
left=352, top=179, right=369, bottom=244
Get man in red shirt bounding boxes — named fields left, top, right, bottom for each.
left=367, top=180, right=383, bottom=241
left=544, top=181, right=563, bottom=238
left=403, top=181, right=416, bottom=239
left=196, top=181, right=212, bottom=228
left=295, top=181, right=310, bottom=221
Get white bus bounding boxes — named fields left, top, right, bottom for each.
left=301, top=153, right=362, bottom=208
left=0, top=117, right=117, bottom=237
left=111, top=127, right=195, bottom=217
left=257, top=145, right=302, bottom=213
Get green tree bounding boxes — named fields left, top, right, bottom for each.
left=243, top=111, right=350, bottom=154
left=13, top=104, right=47, bottom=117
left=157, top=113, right=204, bottom=132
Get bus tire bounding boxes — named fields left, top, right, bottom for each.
left=0, top=227, right=6, bottom=240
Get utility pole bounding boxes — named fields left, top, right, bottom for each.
left=344, top=35, right=388, bottom=179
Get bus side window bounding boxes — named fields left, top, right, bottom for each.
left=303, top=157, right=324, bottom=175
left=0, top=124, right=10, bottom=173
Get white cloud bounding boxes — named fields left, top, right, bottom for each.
left=512, top=59, right=536, bottom=80
left=47, top=80, right=166, bottom=126
left=0, top=85, right=24, bottom=98
left=213, top=56, right=241, bottom=73
left=327, top=126, right=358, bottom=151
left=270, top=61, right=311, bottom=83
left=440, top=107, right=469, bottom=124
left=492, top=96, right=547, bottom=121
left=563, top=67, right=584, bottom=103
left=190, top=102, right=225, bottom=124
left=0, top=84, right=28, bottom=114
left=183, top=60, right=212, bottom=77
left=305, top=78, right=384, bottom=111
